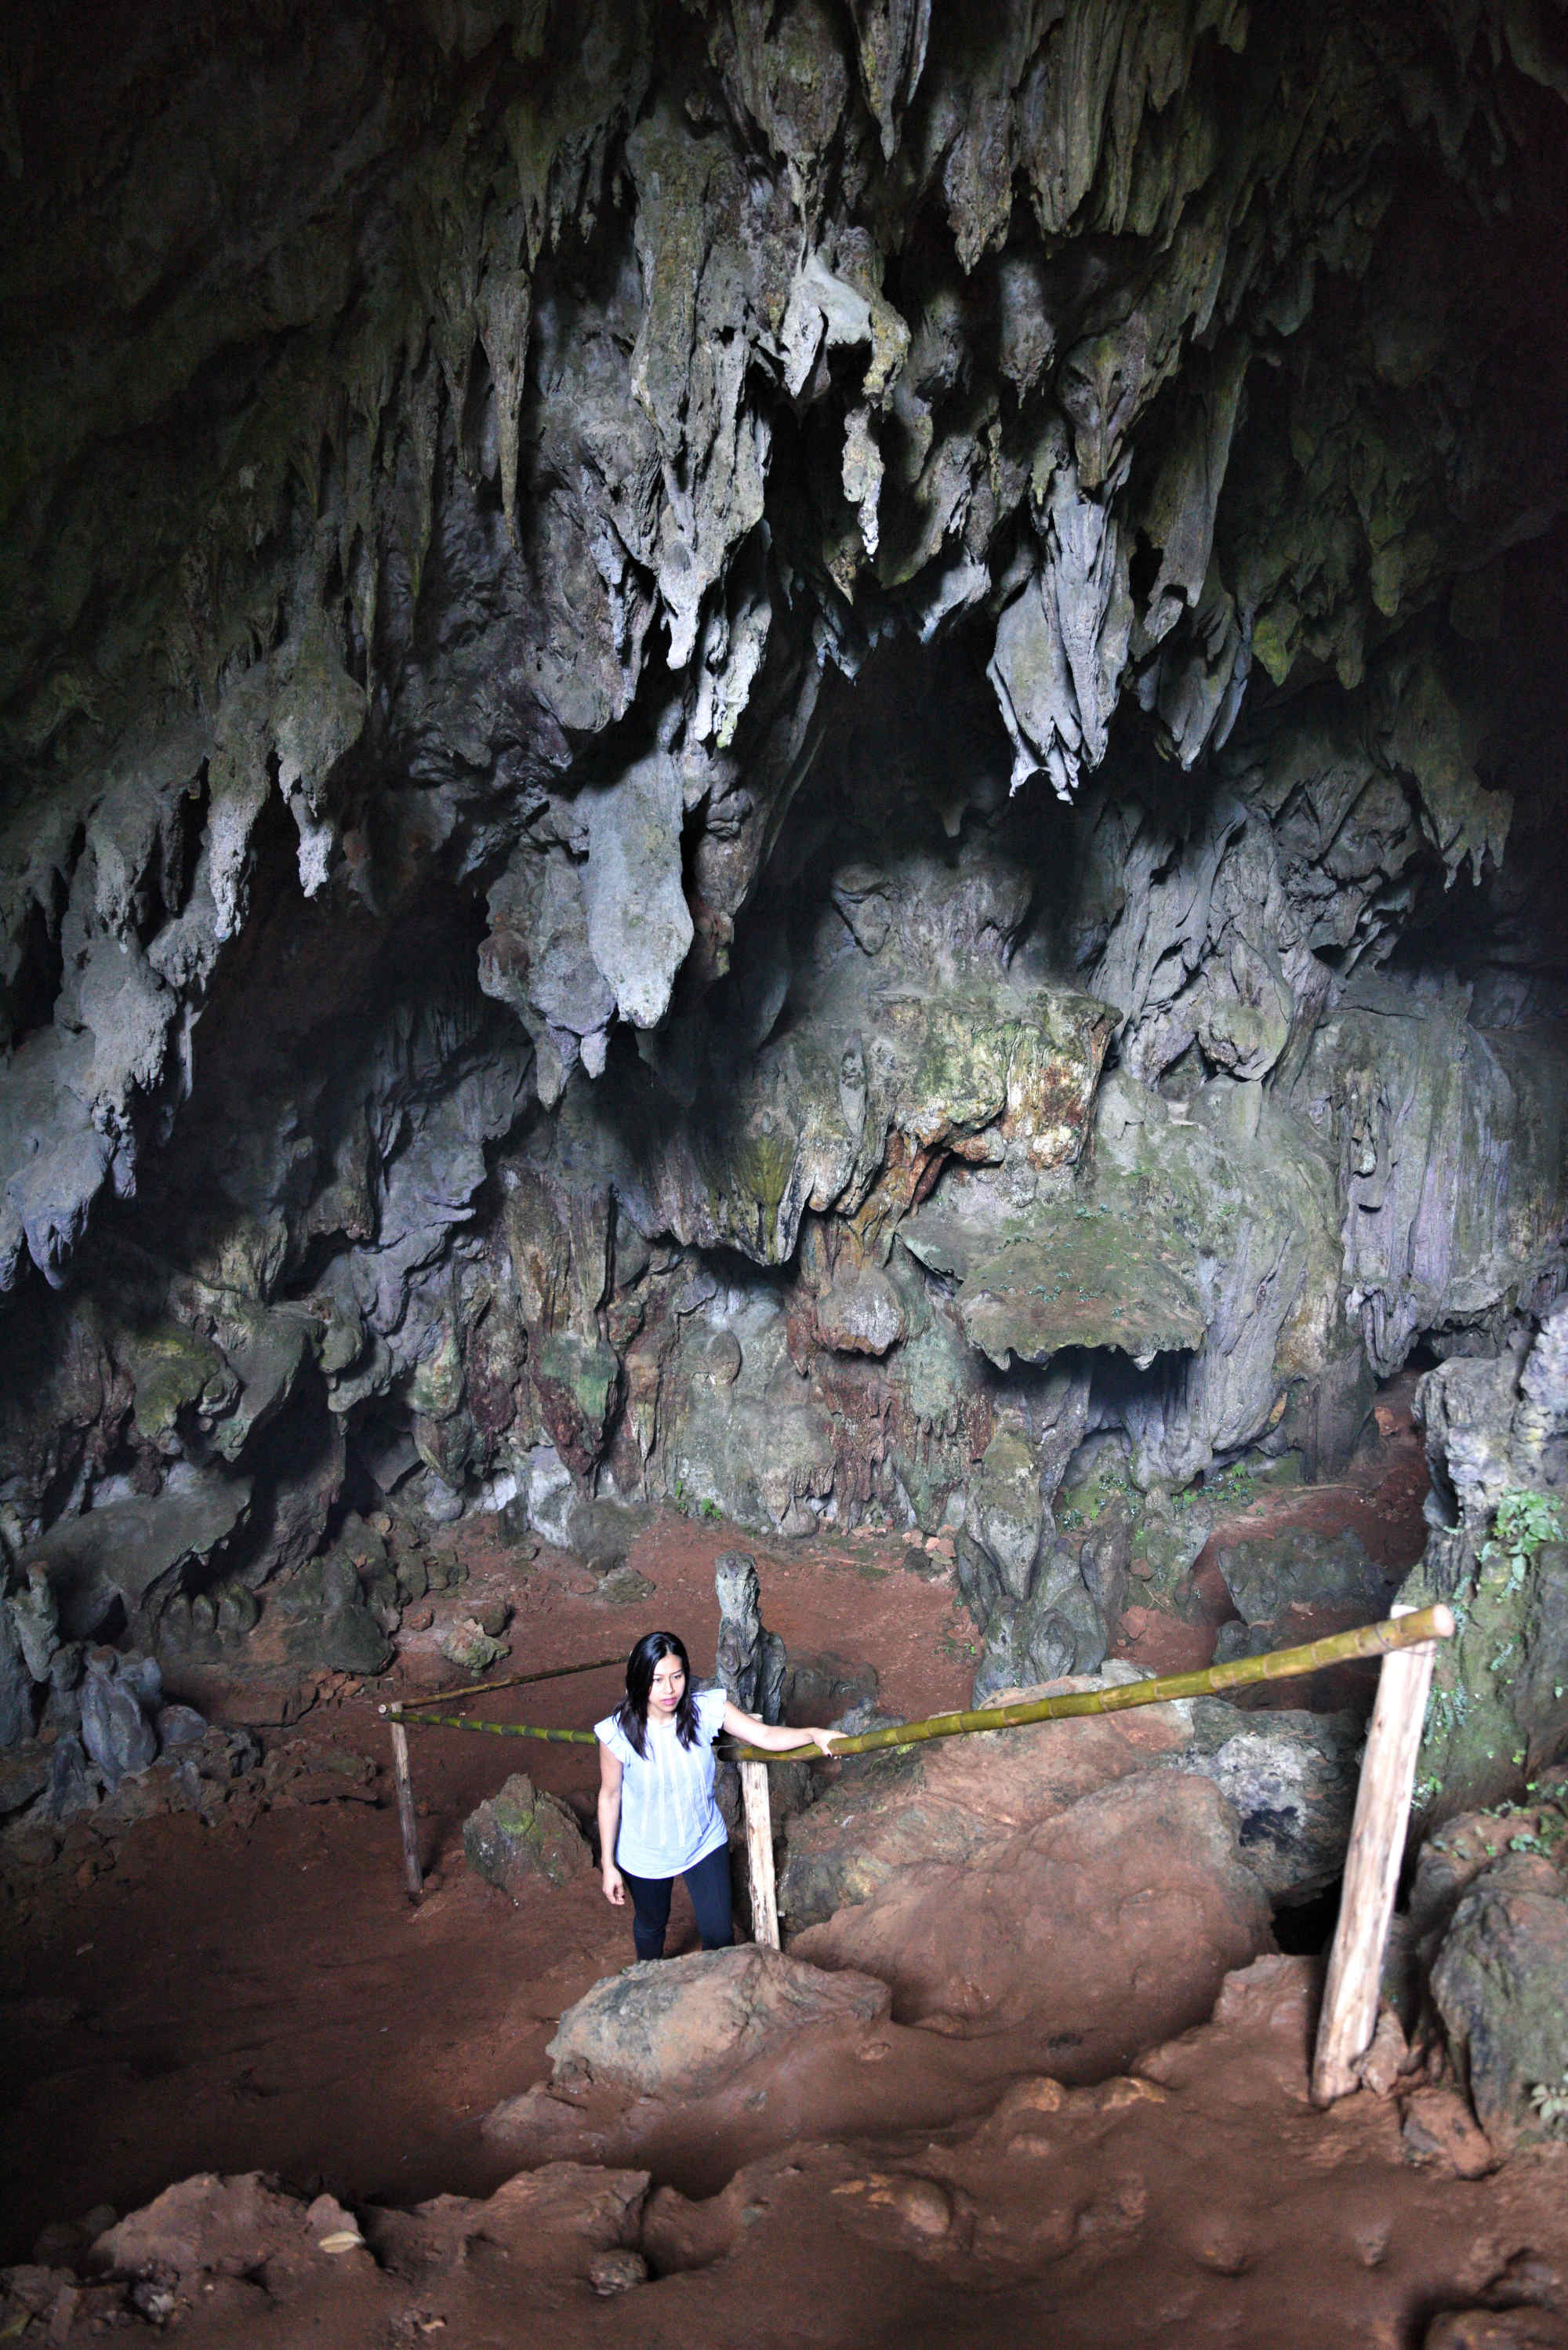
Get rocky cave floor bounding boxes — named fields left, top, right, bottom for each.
left=6, top=1380, right=1568, bottom=2349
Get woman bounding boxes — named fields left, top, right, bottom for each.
left=595, top=1630, right=840, bottom=1960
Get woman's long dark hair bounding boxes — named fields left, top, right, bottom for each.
left=615, top=1631, right=700, bottom=1758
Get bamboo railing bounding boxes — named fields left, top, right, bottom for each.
left=378, top=1603, right=1454, bottom=2080
left=379, top=1604, right=1454, bottom=1759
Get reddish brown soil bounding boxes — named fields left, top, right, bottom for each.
left=18, top=1959, right=1568, bottom=2350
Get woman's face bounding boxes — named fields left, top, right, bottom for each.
left=648, top=1654, right=686, bottom=1716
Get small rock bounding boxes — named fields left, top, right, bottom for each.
left=587, top=2248, right=648, bottom=2296
left=307, top=2192, right=366, bottom=2255
left=0, top=1741, right=51, bottom=1817
left=1425, top=2313, right=1568, bottom=2349
left=463, top=1772, right=590, bottom=1893
left=154, top=1705, right=208, bottom=1749
left=597, top=1565, right=655, bottom=1606
left=1357, top=2008, right=1412, bottom=2098
left=468, top=1598, right=510, bottom=1640
left=1400, top=2087, right=1497, bottom=2178
left=437, top=1618, right=510, bottom=1673
left=42, top=1732, right=100, bottom=1822
left=890, top=2177, right=951, bottom=2238
left=394, top=1553, right=430, bottom=1604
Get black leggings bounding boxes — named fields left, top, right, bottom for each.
left=619, top=1845, right=733, bottom=1962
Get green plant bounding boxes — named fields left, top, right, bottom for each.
left=699, top=1498, right=722, bottom=1521
left=1480, top=1489, right=1564, bottom=1596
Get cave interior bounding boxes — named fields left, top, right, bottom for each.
left=2, top=0, right=1568, bottom=2341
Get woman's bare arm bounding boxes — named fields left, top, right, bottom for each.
left=596, top=1742, right=626, bottom=1905
left=720, top=1699, right=838, bottom=1754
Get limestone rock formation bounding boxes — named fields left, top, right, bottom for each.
left=1432, top=1849, right=1568, bottom=2152
left=1400, top=1299, right=1568, bottom=1814
left=0, top=0, right=1564, bottom=1750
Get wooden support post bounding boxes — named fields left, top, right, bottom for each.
left=387, top=1716, right=423, bottom=1904
left=1312, top=1601, right=1452, bottom=2104
left=739, top=1759, right=779, bottom=1950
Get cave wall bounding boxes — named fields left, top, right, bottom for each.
left=2, top=0, right=1566, bottom=1743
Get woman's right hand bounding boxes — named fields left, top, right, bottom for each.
left=602, top=1864, right=626, bottom=1907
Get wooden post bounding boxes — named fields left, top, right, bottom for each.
left=739, top=1759, right=779, bottom=1950
left=1312, top=1601, right=1452, bottom=2104
left=387, top=1715, right=423, bottom=1904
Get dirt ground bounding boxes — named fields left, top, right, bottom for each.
left=9, top=1393, right=1548, bottom=2350
left=1, top=1513, right=978, bottom=2261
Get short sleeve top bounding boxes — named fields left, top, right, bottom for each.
left=594, top=1684, right=729, bottom=1877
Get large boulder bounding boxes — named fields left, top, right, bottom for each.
left=544, top=1945, right=891, bottom=2100
left=93, top=2172, right=320, bottom=2279
left=1431, top=1850, right=1568, bottom=2151
left=779, top=1667, right=1352, bottom=1930
left=779, top=1669, right=1194, bottom=1930
left=1176, top=1701, right=1361, bottom=1901
left=463, top=1772, right=590, bottom=1894
left=362, top=2163, right=650, bottom=2286
left=24, top=1478, right=253, bottom=1645
left=1400, top=1302, right=1568, bottom=1815
left=791, top=1772, right=1272, bottom=2065
left=262, top=1549, right=394, bottom=1678
left=1214, top=1524, right=1390, bottom=1629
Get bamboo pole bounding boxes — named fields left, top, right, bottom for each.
left=1312, top=1603, right=1446, bottom=2105
left=382, top=1607, right=1454, bottom=1760
left=385, top=1702, right=597, bottom=1744
left=387, top=1720, right=423, bottom=1903
left=394, top=1654, right=624, bottom=1710
left=739, top=1759, right=780, bottom=1950
left=729, top=1604, right=1455, bottom=1761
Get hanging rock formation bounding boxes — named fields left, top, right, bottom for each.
left=0, top=0, right=1566, bottom=1801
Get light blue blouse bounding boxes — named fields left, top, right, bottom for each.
left=594, top=1684, right=729, bottom=1877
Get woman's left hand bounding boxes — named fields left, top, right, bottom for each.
left=802, top=1727, right=840, bottom=1754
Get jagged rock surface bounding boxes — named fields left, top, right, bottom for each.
left=1400, top=1299, right=1568, bottom=1814
left=0, top=0, right=1566, bottom=1727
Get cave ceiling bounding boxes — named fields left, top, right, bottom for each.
left=0, top=0, right=1566, bottom=1670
